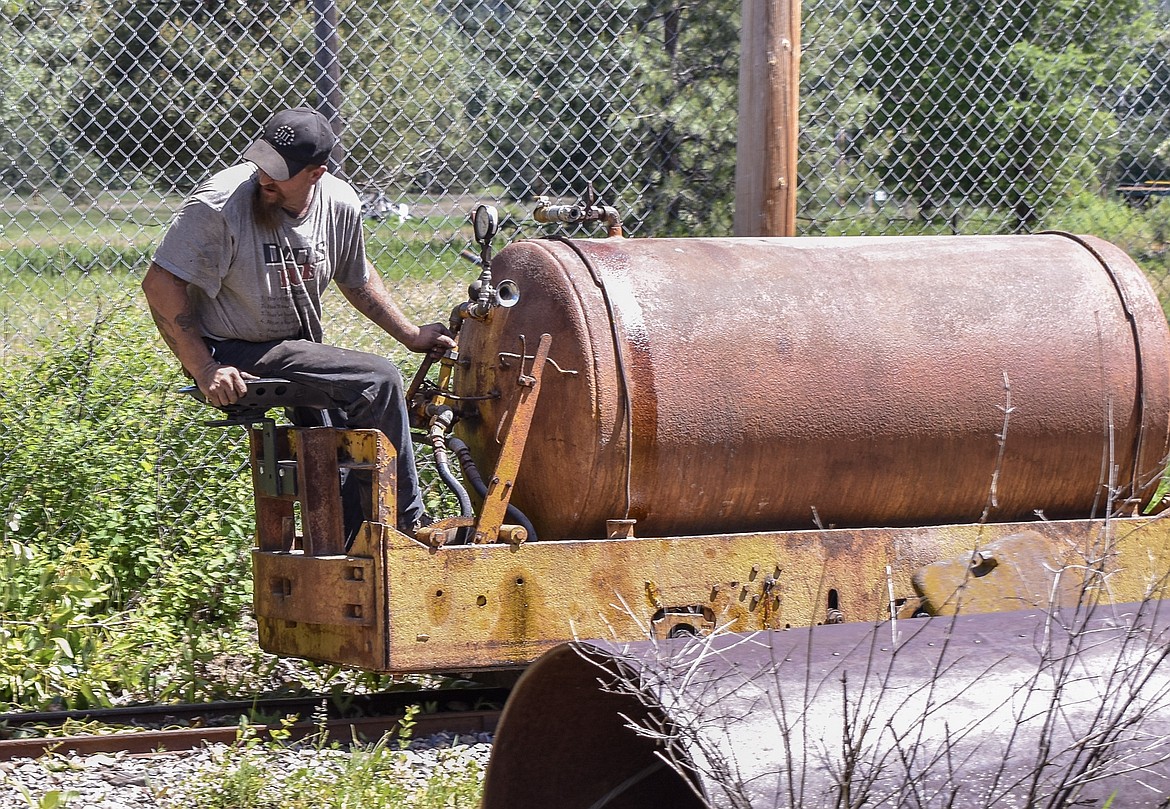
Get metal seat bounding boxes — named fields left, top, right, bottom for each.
left=180, top=378, right=333, bottom=425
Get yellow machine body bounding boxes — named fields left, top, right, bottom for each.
left=247, top=232, right=1170, bottom=673
left=250, top=424, right=1170, bottom=673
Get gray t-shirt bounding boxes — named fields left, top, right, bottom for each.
left=152, top=163, right=369, bottom=342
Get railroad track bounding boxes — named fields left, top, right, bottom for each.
left=0, top=685, right=509, bottom=759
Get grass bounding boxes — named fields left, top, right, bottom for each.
left=0, top=188, right=486, bottom=250
left=0, top=192, right=481, bottom=362
left=165, top=707, right=486, bottom=809
left=0, top=192, right=174, bottom=251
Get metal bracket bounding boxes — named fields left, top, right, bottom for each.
left=254, top=417, right=297, bottom=498
left=497, top=351, right=578, bottom=378
left=471, top=332, right=552, bottom=544
left=651, top=607, right=716, bottom=640
left=912, top=530, right=1081, bottom=615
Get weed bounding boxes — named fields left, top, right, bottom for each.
left=397, top=703, right=421, bottom=750
left=11, top=785, right=77, bottom=809
left=172, top=720, right=486, bottom=809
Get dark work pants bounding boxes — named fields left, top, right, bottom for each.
left=207, top=338, right=424, bottom=535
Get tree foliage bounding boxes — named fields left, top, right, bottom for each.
left=437, top=0, right=740, bottom=235
left=8, top=0, right=1164, bottom=235
left=1115, top=27, right=1170, bottom=183
left=616, top=0, right=741, bottom=235
left=72, top=0, right=317, bottom=192
left=0, top=1, right=96, bottom=192
left=337, top=0, right=477, bottom=193
left=799, top=0, right=881, bottom=216
left=860, top=0, right=1148, bottom=230
left=444, top=0, right=642, bottom=203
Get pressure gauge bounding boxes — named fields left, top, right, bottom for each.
left=472, top=204, right=499, bottom=244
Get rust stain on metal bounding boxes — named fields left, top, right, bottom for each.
left=241, top=234, right=1170, bottom=675
left=250, top=425, right=295, bottom=552
left=644, top=580, right=664, bottom=611
left=375, top=517, right=1170, bottom=672
left=243, top=416, right=1170, bottom=673
left=456, top=235, right=1170, bottom=543
left=250, top=425, right=396, bottom=557
left=251, top=516, right=1170, bottom=673
left=338, top=429, right=396, bottom=525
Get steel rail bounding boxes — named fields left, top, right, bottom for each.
left=0, top=687, right=508, bottom=760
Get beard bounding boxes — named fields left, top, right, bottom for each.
left=252, top=181, right=284, bottom=230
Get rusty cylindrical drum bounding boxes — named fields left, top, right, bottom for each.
left=483, top=604, right=1170, bottom=809
left=453, top=234, right=1170, bottom=541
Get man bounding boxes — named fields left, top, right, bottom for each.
left=142, top=106, right=454, bottom=537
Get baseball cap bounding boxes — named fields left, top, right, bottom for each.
left=242, top=107, right=337, bottom=181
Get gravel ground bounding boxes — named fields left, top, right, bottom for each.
left=0, top=732, right=493, bottom=808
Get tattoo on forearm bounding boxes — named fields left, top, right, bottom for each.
left=351, top=284, right=375, bottom=306
left=148, top=303, right=198, bottom=359
left=149, top=308, right=182, bottom=355
left=350, top=284, right=392, bottom=318
left=175, top=311, right=199, bottom=334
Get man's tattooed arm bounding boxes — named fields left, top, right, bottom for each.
left=339, top=261, right=455, bottom=354
left=141, top=262, right=251, bottom=404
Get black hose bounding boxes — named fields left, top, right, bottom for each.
left=431, top=433, right=474, bottom=517
left=447, top=436, right=539, bottom=542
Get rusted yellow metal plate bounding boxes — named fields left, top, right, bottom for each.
left=253, top=526, right=391, bottom=670
left=913, top=530, right=1071, bottom=614
left=253, top=553, right=378, bottom=626
left=914, top=518, right=1170, bottom=615
left=251, top=516, right=1170, bottom=673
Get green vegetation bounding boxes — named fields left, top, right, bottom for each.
left=0, top=301, right=258, bottom=710
left=0, top=218, right=472, bottom=712
left=0, top=0, right=1167, bottom=750
left=174, top=711, right=484, bottom=809
left=1, top=187, right=1168, bottom=714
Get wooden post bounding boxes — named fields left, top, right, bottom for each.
left=734, top=0, right=802, bottom=237
left=312, top=0, right=346, bottom=176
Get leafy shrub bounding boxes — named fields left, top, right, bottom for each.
left=0, top=537, right=135, bottom=710
left=0, top=298, right=256, bottom=708
left=0, top=305, right=251, bottom=597
left=1042, top=190, right=1155, bottom=256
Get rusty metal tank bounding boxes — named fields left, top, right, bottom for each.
left=453, top=233, right=1170, bottom=541
left=483, top=604, right=1170, bottom=809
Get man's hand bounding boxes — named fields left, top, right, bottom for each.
left=404, top=322, right=457, bottom=355
left=195, top=362, right=259, bottom=407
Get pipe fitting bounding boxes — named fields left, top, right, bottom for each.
left=533, top=196, right=623, bottom=238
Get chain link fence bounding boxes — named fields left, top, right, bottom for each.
left=2, top=0, right=1169, bottom=560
